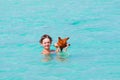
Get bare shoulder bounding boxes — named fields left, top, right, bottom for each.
left=41, top=50, right=50, bottom=55
left=41, top=51, right=44, bottom=54
left=50, top=50, right=56, bottom=53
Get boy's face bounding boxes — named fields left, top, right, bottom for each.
left=41, top=38, right=51, bottom=50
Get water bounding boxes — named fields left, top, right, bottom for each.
left=0, top=0, right=120, bottom=80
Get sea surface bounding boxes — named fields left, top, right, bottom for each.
left=0, top=0, right=120, bottom=80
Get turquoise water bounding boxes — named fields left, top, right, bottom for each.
left=0, top=0, right=120, bottom=80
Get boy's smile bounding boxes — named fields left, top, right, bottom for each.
left=42, top=38, right=51, bottom=50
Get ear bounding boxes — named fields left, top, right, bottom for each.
left=66, top=37, right=69, bottom=40
left=58, top=37, right=61, bottom=40
left=40, top=43, right=43, bottom=46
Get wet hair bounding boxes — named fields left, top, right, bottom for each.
left=39, top=34, right=52, bottom=44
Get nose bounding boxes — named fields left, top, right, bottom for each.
left=68, top=44, right=70, bottom=46
left=46, top=42, right=50, bottom=46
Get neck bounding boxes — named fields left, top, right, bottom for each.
left=44, top=48, right=50, bottom=51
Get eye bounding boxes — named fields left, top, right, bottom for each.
left=43, top=42, right=46, bottom=44
left=47, top=42, right=50, bottom=44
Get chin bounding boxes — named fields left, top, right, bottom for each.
left=45, top=47, right=50, bottom=49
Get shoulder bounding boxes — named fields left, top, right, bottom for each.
left=41, top=50, right=49, bottom=55
left=41, top=51, right=44, bottom=54
left=50, top=50, right=56, bottom=54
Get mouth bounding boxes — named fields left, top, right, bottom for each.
left=45, top=45, right=50, bottom=47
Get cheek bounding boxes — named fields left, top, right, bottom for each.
left=41, top=43, right=50, bottom=47
left=46, top=43, right=51, bottom=46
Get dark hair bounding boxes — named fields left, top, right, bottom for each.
left=39, top=34, right=52, bottom=44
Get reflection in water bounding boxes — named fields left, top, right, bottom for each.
left=41, top=54, right=53, bottom=62
left=56, top=52, right=69, bottom=62
left=56, top=55, right=67, bottom=62
left=41, top=52, right=69, bottom=62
